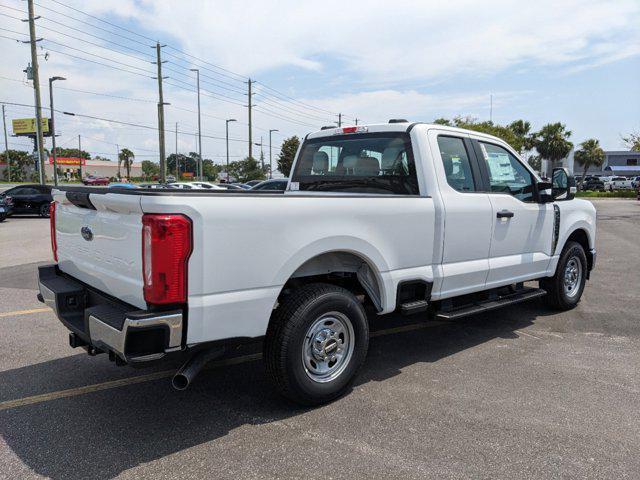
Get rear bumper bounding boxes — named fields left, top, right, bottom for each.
left=37, top=264, right=183, bottom=363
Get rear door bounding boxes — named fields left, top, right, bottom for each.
left=471, top=139, right=554, bottom=288
left=428, top=130, right=493, bottom=298
left=53, top=190, right=146, bottom=309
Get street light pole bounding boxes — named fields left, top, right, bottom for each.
left=225, top=118, right=236, bottom=183
left=2, top=104, right=10, bottom=182
left=189, top=68, right=202, bottom=179
left=269, top=129, right=278, bottom=179
left=48, top=76, right=66, bottom=187
left=78, top=134, right=82, bottom=181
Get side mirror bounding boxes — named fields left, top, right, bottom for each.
left=552, top=167, right=576, bottom=201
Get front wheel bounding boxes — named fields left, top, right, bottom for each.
left=264, top=283, right=369, bottom=406
left=39, top=203, right=50, bottom=218
left=540, top=241, right=587, bottom=310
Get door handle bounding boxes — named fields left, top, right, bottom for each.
left=497, top=210, right=514, bottom=219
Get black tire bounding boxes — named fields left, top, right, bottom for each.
left=540, top=241, right=587, bottom=310
left=0, top=214, right=5, bottom=222
left=39, top=203, right=50, bottom=218
left=264, top=283, right=369, bottom=406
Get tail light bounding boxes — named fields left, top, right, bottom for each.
left=50, top=201, right=58, bottom=262
left=142, top=214, right=192, bottom=305
left=339, top=126, right=368, bottom=134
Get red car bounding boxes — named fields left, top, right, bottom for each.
left=82, top=175, right=110, bottom=186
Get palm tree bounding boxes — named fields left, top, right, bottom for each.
left=118, top=148, right=135, bottom=181
left=509, top=120, right=535, bottom=154
left=533, top=123, right=573, bottom=175
left=574, top=139, right=605, bottom=184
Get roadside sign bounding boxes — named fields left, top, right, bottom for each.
left=12, top=118, right=50, bottom=136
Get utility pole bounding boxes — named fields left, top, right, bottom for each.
left=354, top=118, right=359, bottom=126
left=77, top=134, right=82, bottom=180
left=247, top=78, right=255, bottom=159
left=152, top=42, right=168, bottom=182
left=189, top=69, right=202, bottom=179
left=49, top=76, right=65, bottom=186
left=489, top=94, right=493, bottom=123
left=226, top=118, right=236, bottom=183
left=269, top=129, right=278, bottom=179
left=116, top=143, right=120, bottom=178
left=24, top=0, right=46, bottom=184
left=175, top=121, right=179, bottom=179
left=337, top=113, right=342, bottom=127
left=257, top=136, right=264, bottom=171
left=2, top=105, right=10, bottom=182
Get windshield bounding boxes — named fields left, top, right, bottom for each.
left=291, top=132, right=419, bottom=195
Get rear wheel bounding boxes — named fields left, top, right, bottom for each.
left=264, top=283, right=369, bottom=406
left=39, top=203, right=50, bottom=218
left=0, top=213, right=6, bottom=222
left=540, top=241, right=587, bottom=310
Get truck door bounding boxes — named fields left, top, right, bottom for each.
left=471, top=139, right=554, bottom=288
left=427, top=131, right=493, bottom=298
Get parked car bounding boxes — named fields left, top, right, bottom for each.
left=82, top=175, right=110, bottom=186
left=631, top=176, right=640, bottom=189
left=245, top=180, right=263, bottom=187
left=250, top=179, right=289, bottom=191
left=0, top=184, right=53, bottom=217
left=0, top=195, right=12, bottom=222
left=108, top=183, right=138, bottom=189
left=217, top=183, right=245, bottom=190
left=168, top=182, right=203, bottom=190
left=139, top=183, right=168, bottom=189
left=604, top=176, right=633, bottom=191
left=190, top=182, right=225, bottom=190
left=580, top=176, right=605, bottom=191
left=230, top=183, right=252, bottom=190
left=39, top=122, right=596, bottom=406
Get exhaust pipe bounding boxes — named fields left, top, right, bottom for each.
left=172, top=347, right=224, bottom=390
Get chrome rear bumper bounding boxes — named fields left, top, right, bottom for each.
left=37, top=264, right=183, bottom=363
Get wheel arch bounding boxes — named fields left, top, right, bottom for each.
left=273, top=238, right=389, bottom=313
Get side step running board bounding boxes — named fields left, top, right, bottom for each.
left=436, top=287, right=546, bottom=320
left=400, top=300, right=429, bottom=315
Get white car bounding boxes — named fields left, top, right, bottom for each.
left=604, top=176, right=633, bottom=191
left=190, top=182, right=224, bottom=190
left=168, top=182, right=205, bottom=190
left=39, top=121, right=596, bottom=405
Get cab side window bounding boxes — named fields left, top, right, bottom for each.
left=479, top=142, right=535, bottom=202
left=436, top=136, right=476, bottom=192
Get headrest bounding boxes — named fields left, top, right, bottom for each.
left=381, top=147, right=403, bottom=170
left=312, top=151, right=329, bottom=174
left=342, top=155, right=358, bottom=169
left=354, top=156, right=380, bottom=175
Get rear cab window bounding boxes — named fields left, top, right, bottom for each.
left=291, top=132, right=419, bottom=195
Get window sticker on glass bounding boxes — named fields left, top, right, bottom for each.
left=289, top=181, right=299, bottom=191
left=486, top=152, right=516, bottom=182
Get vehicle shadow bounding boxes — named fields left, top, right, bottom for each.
left=0, top=300, right=556, bottom=479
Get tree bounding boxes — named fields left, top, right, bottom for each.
left=53, top=147, right=90, bottom=159
left=527, top=154, right=542, bottom=173
left=167, top=153, right=193, bottom=178
left=1, top=149, right=33, bottom=182
left=622, top=132, right=640, bottom=152
left=227, top=156, right=267, bottom=183
left=118, top=148, right=135, bottom=180
left=508, top=120, right=536, bottom=153
left=533, top=123, right=573, bottom=172
left=432, top=118, right=452, bottom=126
left=574, top=139, right=605, bottom=184
left=277, top=136, right=300, bottom=177
left=202, top=159, right=223, bottom=181
left=141, top=160, right=159, bottom=179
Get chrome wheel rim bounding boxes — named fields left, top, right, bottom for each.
left=563, top=256, right=582, bottom=298
left=302, top=312, right=355, bottom=383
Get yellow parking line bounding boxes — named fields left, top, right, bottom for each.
left=0, top=307, right=51, bottom=318
left=0, top=321, right=443, bottom=411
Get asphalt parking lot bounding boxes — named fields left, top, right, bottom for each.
left=1, top=199, right=639, bottom=479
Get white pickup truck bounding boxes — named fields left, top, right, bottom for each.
left=38, top=121, right=596, bottom=405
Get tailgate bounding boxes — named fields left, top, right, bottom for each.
left=54, top=190, right=146, bottom=309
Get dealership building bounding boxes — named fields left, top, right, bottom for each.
left=43, top=157, right=143, bottom=179
left=543, top=149, right=640, bottom=178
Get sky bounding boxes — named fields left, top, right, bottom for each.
left=1, top=0, right=639, bottom=166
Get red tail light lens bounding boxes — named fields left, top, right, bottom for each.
left=50, top=201, right=58, bottom=262
left=142, top=214, right=192, bottom=305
